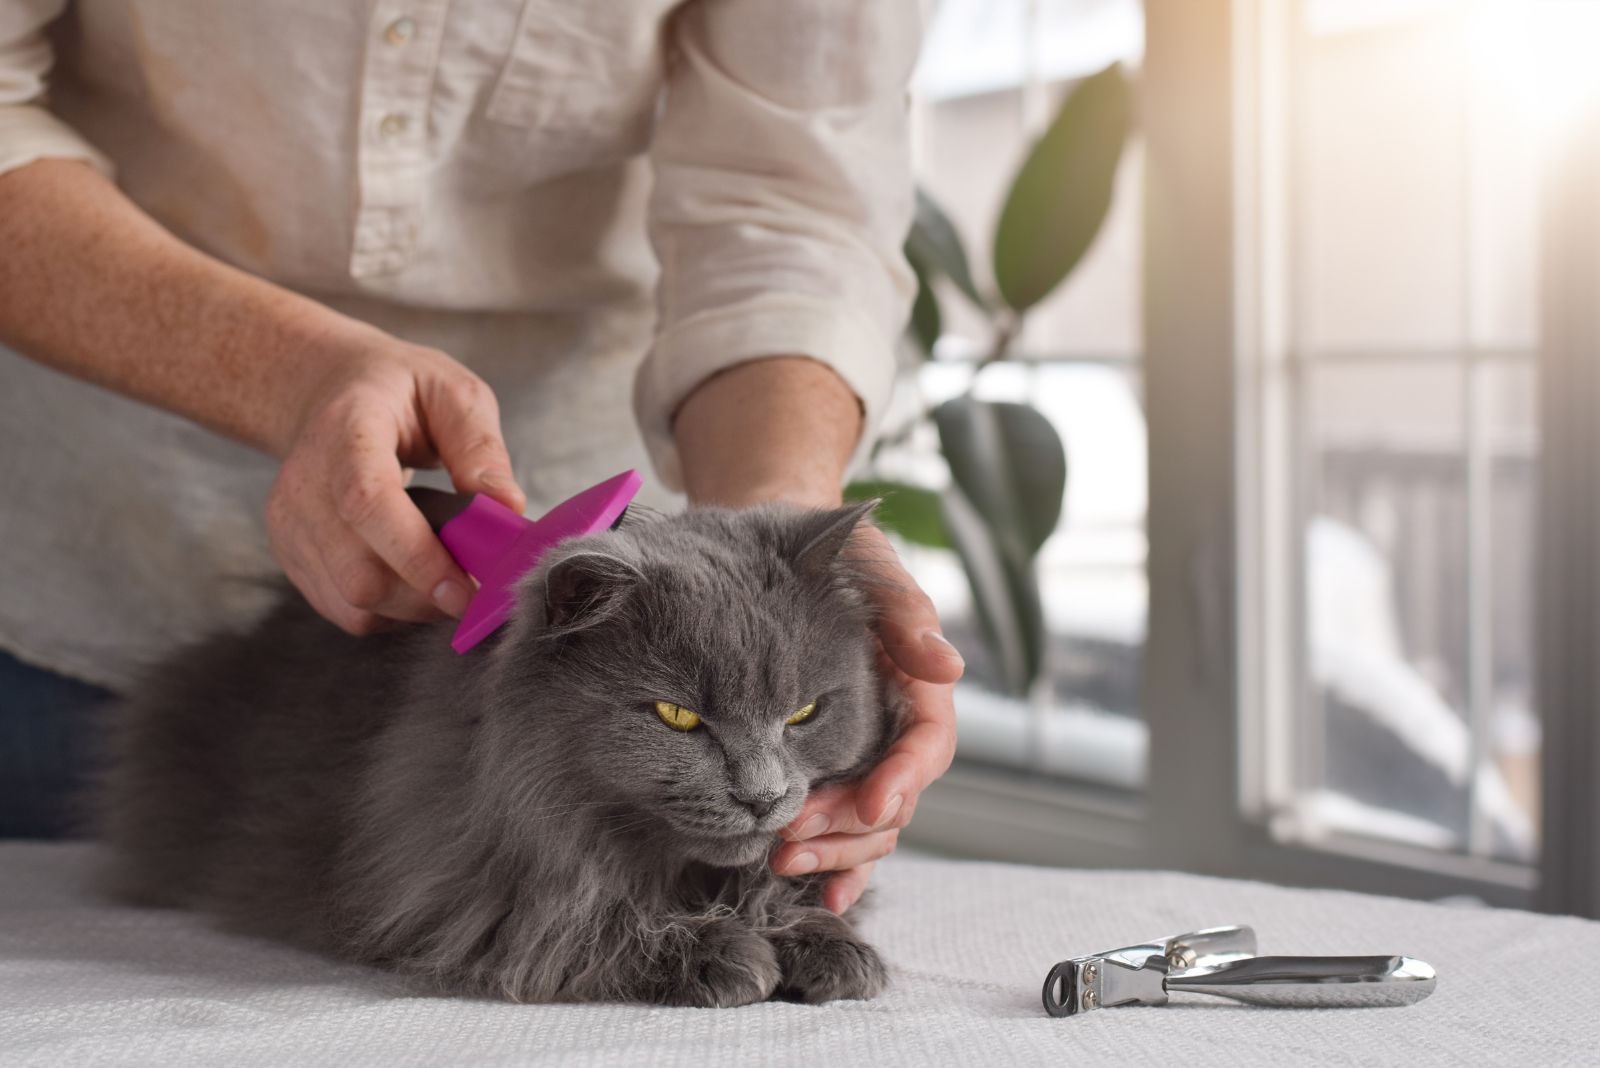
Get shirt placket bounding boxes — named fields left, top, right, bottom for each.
left=350, top=0, right=449, bottom=279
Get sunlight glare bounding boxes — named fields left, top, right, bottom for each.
left=1473, top=0, right=1600, bottom=140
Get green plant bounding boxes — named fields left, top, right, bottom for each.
left=848, top=63, right=1133, bottom=697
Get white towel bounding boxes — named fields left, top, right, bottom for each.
left=2, top=843, right=1595, bottom=1067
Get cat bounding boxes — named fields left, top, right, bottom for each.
left=93, top=499, right=904, bottom=1006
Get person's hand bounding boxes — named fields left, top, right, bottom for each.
left=266, top=333, right=525, bottom=634
left=772, top=523, right=963, bottom=912
left=665, top=355, right=960, bottom=911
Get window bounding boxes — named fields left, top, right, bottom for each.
left=1239, top=0, right=1544, bottom=870
left=894, top=0, right=1149, bottom=793
left=898, top=0, right=1599, bottom=909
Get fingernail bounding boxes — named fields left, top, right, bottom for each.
left=432, top=579, right=471, bottom=618
left=785, top=852, right=819, bottom=875
left=924, top=630, right=965, bottom=665
left=875, top=794, right=903, bottom=830
left=478, top=471, right=520, bottom=499
left=796, top=813, right=830, bottom=840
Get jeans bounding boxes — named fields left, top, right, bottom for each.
left=0, top=649, right=114, bottom=839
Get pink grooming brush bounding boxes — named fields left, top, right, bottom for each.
left=407, top=470, right=642, bottom=653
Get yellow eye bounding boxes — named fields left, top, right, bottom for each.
left=655, top=701, right=701, bottom=732
left=785, top=701, right=818, bottom=726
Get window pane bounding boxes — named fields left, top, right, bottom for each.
left=1297, top=8, right=1470, bottom=351
left=1243, top=0, right=1543, bottom=864
left=1305, top=361, right=1476, bottom=851
left=890, top=0, right=1147, bottom=789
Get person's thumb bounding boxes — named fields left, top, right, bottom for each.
left=424, top=373, right=526, bottom=514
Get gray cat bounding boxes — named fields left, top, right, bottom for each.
left=94, top=500, right=903, bottom=1006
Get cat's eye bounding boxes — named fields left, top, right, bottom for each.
left=785, top=701, right=818, bottom=727
left=654, top=701, right=701, bottom=732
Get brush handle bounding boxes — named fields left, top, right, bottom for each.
left=405, top=487, right=530, bottom=581
left=406, top=487, right=473, bottom=534
left=405, top=471, right=641, bottom=654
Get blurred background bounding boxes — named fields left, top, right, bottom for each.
left=882, top=0, right=1600, bottom=915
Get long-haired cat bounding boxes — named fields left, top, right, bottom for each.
left=94, top=500, right=902, bottom=1006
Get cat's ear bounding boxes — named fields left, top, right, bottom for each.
left=541, top=550, right=643, bottom=634
left=791, top=498, right=879, bottom=573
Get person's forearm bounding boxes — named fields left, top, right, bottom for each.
left=673, top=357, right=864, bottom=509
left=0, top=158, right=371, bottom=456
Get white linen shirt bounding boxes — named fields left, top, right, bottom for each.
left=0, top=0, right=918, bottom=689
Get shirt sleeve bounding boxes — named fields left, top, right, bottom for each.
left=633, top=0, right=920, bottom=491
left=0, top=0, right=112, bottom=179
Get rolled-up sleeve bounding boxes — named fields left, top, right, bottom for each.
left=0, top=0, right=111, bottom=178
left=634, top=0, right=920, bottom=490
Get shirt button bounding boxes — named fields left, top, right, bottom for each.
left=384, top=17, right=416, bottom=45
left=378, top=112, right=410, bottom=139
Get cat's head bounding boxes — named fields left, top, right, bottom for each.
left=487, top=501, right=893, bottom=868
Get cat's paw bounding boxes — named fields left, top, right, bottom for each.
left=656, top=918, right=781, bottom=1008
left=772, top=911, right=889, bottom=1003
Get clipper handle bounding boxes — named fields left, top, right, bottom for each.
left=1166, top=954, right=1437, bottom=1008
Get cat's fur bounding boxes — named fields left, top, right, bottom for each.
left=95, top=501, right=903, bottom=1006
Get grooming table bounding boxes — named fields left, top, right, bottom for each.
left=2, top=843, right=1594, bottom=1066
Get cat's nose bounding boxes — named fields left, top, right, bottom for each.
left=730, top=788, right=783, bottom=819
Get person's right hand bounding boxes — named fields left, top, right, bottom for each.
left=266, top=335, right=525, bottom=635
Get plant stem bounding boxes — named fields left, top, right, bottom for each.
left=964, top=309, right=1022, bottom=394
left=873, top=308, right=1027, bottom=463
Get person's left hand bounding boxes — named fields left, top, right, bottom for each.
left=771, top=523, right=963, bottom=912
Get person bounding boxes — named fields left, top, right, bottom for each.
left=0, top=0, right=961, bottom=912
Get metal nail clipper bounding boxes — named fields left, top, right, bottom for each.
left=1042, top=925, right=1436, bottom=1016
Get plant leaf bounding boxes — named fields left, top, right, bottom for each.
left=934, top=397, right=1067, bottom=558
left=844, top=479, right=951, bottom=550
left=992, top=62, right=1131, bottom=313
left=940, top=486, right=1046, bottom=696
left=934, top=398, right=1065, bottom=696
left=906, top=187, right=988, bottom=312
left=906, top=255, right=942, bottom=357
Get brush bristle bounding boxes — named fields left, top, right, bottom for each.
left=609, top=502, right=666, bottom=532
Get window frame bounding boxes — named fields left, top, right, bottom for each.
left=1532, top=79, right=1600, bottom=919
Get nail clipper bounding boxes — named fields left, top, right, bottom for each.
left=1043, top=925, right=1436, bottom=1016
